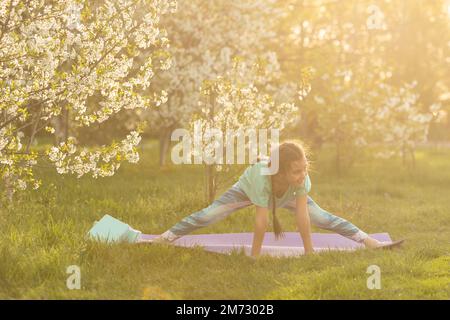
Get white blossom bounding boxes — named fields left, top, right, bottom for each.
left=1, top=0, right=177, bottom=193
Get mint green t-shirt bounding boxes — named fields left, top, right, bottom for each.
left=236, top=161, right=311, bottom=208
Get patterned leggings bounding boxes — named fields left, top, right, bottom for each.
left=160, top=183, right=369, bottom=243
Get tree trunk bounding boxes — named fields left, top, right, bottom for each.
left=409, top=146, right=416, bottom=169
left=347, top=145, right=356, bottom=169
left=401, top=142, right=407, bottom=167
left=64, top=107, right=69, bottom=141
left=53, top=108, right=69, bottom=144
left=159, top=128, right=171, bottom=167
left=335, top=141, right=341, bottom=177
left=205, top=164, right=217, bottom=203
left=4, top=175, right=14, bottom=203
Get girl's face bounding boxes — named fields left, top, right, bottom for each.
left=284, top=158, right=308, bottom=187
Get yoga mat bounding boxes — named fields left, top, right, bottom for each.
left=139, top=232, right=392, bottom=257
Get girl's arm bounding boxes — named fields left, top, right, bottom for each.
left=296, top=195, right=314, bottom=255
left=251, top=206, right=269, bottom=257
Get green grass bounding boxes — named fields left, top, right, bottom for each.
left=0, top=141, right=449, bottom=299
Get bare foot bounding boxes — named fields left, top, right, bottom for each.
left=363, top=237, right=405, bottom=249
left=363, top=237, right=386, bottom=249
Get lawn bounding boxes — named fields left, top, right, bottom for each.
left=0, top=141, right=449, bottom=299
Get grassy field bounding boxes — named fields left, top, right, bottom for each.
left=0, top=141, right=449, bottom=299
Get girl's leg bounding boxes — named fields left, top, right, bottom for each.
left=282, top=196, right=369, bottom=243
left=155, top=183, right=253, bottom=242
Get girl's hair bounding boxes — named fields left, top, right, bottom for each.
left=267, top=141, right=309, bottom=240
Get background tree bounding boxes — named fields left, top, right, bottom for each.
left=276, top=0, right=449, bottom=171
left=145, top=0, right=293, bottom=167
left=0, top=0, right=176, bottom=200
left=182, top=59, right=306, bottom=202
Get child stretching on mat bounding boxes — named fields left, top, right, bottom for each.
left=141, top=141, right=403, bottom=257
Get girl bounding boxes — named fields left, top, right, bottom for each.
left=141, top=141, right=403, bottom=257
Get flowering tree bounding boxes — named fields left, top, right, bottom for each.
left=306, top=69, right=373, bottom=172
left=277, top=0, right=384, bottom=172
left=181, top=60, right=304, bottom=202
left=144, top=0, right=294, bottom=166
left=368, top=82, right=443, bottom=166
left=0, top=0, right=176, bottom=200
left=279, top=0, right=447, bottom=172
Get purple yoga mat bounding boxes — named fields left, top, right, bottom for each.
left=139, top=232, right=392, bottom=257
